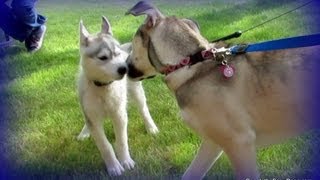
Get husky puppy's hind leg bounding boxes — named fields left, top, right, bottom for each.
left=77, top=123, right=90, bottom=140
left=128, top=80, right=159, bottom=134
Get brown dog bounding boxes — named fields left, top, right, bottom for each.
left=126, top=1, right=318, bottom=179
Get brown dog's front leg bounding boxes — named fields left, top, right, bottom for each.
left=182, top=139, right=223, bottom=180
left=223, top=131, right=259, bottom=180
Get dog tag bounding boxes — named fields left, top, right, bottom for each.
left=219, top=65, right=235, bottom=79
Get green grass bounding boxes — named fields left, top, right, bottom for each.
left=3, top=0, right=319, bottom=179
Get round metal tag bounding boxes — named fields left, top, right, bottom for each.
left=223, top=65, right=234, bottom=78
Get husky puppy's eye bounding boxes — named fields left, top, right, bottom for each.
left=98, top=56, right=108, bottom=61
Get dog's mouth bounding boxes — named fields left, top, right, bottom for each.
left=127, top=63, right=156, bottom=81
left=146, top=75, right=156, bottom=79
left=128, top=63, right=144, bottom=79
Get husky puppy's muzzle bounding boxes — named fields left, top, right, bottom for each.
left=117, top=65, right=128, bottom=76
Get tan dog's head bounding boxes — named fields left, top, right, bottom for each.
left=79, top=16, right=128, bottom=83
left=126, top=1, right=209, bottom=80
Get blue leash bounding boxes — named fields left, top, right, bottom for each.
left=230, top=33, right=320, bottom=54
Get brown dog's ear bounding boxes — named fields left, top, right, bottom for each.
left=80, top=20, right=90, bottom=46
left=101, top=16, right=113, bottom=35
left=182, top=18, right=200, bottom=33
left=126, top=1, right=164, bottom=28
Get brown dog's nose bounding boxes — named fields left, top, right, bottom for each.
left=117, top=66, right=127, bottom=75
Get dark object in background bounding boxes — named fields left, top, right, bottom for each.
left=0, top=28, right=14, bottom=58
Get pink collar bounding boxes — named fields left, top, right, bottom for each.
left=160, top=48, right=218, bottom=75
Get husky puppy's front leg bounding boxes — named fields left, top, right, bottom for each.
left=128, top=81, right=159, bottom=134
left=80, top=94, right=125, bottom=176
left=84, top=113, right=125, bottom=176
left=110, top=101, right=135, bottom=170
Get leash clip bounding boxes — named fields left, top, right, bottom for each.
left=221, top=59, right=228, bottom=66
left=215, top=47, right=232, bottom=56
left=225, top=48, right=232, bottom=56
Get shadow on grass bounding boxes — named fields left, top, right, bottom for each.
left=5, top=45, right=78, bottom=80
left=2, top=46, right=83, bottom=170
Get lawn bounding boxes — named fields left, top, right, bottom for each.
left=1, top=0, right=320, bottom=179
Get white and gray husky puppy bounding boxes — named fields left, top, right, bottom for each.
left=77, top=16, right=158, bottom=176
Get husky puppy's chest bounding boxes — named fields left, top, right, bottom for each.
left=78, top=72, right=128, bottom=114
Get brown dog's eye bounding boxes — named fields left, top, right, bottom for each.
left=98, top=56, right=108, bottom=61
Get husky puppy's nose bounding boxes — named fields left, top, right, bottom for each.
left=117, top=66, right=128, bottom=75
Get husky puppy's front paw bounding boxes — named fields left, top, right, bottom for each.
left=147, top=125, right=159, bottom=134
left=107, top=160, right=125, bottom=176
left=120, top=156, right=135, bottom=170
left=77, top=132, right=90, bottom=141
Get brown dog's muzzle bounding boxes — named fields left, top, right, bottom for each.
left=127, top=63, right=144, bottom=79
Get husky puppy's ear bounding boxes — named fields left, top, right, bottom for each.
left=126, top=0, right=164, bottom=28
left=101, top=16, right=113, bottom=35
left=80, top=20, right=90, bottom=46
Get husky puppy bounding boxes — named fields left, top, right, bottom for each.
left=77, top=16, right=159, bottom=176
